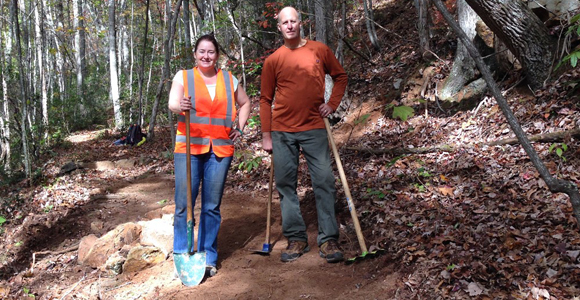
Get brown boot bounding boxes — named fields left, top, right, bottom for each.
left=319, top=239, right=344, bottom=263
left=281, top=240, right=309, bottom=262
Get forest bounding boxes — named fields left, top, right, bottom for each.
left=1, top=0, right=580, bottom=299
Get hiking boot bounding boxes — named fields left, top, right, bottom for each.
left=206, top=265, right=217, bottom=277
left=281, top=240, right=309, bottom=262
left=319, top=240, right=344, bottom=263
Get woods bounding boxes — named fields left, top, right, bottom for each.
left=1, top=0, right=580, bottom=299
left=0, top=0, right=578, bottom=201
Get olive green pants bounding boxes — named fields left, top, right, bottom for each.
left=272, top=129, right=339, bottom=246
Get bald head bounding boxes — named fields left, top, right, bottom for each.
left=277, top=7, right=302, bottom=43
left=277, top=7, right=300, bottom=24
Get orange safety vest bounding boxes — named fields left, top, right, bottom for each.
left=174, top=67, right=237, bottom=157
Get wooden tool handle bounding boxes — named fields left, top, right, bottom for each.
left=324, top=118, right=368, bottom=254
left=185, top=111, right=193, bottom=251
left=265, top=158, right=274, bottom=243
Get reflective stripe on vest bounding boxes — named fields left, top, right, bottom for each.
left=174, top=68, right=236, bottom=157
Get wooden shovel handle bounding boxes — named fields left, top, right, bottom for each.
left=185, top=111, right=193, bottom=249
left=324, top=118, right=368, bottom=254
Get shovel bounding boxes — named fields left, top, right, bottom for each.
left=251, top=158, right=274, bottom=255
left=324, top=118, right=384, bottom=264
left=174, top=110, right=206, bottom=286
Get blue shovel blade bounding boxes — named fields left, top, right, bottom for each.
left=174, top=252, right=206, bottom=286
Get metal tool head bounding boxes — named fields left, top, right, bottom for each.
left=174, top=252, right=206, bottom=286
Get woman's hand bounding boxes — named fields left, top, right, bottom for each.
left=229, top=128, right=243, bottom=141
left=180, top=96, right=192, bottom=112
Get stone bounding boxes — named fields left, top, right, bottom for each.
left=138, top=217, right=173, bottom=257
left=115, top=159, right=137, bottom=169
left=122, top=246, right=165, bottom=273
left=81, top=223, right=142, bottom=268
left=77, top=234, right=98, bottom=264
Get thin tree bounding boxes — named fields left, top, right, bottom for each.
left=73, top=0, right=86, bottom=114
left=183, top=0, right=193, bottom=66
left=109, top=0, right=124, bottom=130
left=11, top=0, right=31, bottom=178
left=415, top=0, right=431, bottom=58
left=431, top=0, right=580, bottom=227
left=137, top=0, right=151, bottom=126
left=0, top=0, right=11, bottom=169
left=363, top=0, right=380, bottom=51
left=335, top=0, right=346, bottom=65
left=147, top=0, right=183, bottom=141
left=35, top=0, right=48, bottom=137
left=226, top=1, right=246, bottom=88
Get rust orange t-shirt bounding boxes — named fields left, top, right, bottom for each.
left=259, top=40, right=348, bottom=133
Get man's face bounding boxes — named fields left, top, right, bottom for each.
left=277, top=9, right=301, bottom=41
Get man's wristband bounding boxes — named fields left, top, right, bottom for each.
left=235, top=128, right=243, bottom=135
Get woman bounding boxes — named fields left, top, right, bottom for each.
left=168, top=34, right=251, bottom=277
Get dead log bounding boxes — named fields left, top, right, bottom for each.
left=346, top=128, right=580, bottom=155
left=488, top=128, right=580, bottom=146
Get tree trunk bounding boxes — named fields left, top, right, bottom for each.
left=439, top=0, right=482, bottom=102
left=128, top=2, right=135, bottom=124
left=11, top=0, right=31, bottom=178
left=0, top=7, right=11, bottom=170
left=47, top=1, right=67, bottom=127
left=109, top=0, right=123, bottom=130
left=137, top=0, right=150, bottom=127
left=415, top=0, right=431, bottom=58
left=34, top=0, right=48, bottom=139
left=73, top=0, right=85, bottom=114
left=183, top=0, right=193, bottom=66
left=335, top=0, right=346, bottom=65
left=315, top=0, right=333, bottom=45
left=465, top=0, right=554, bottom=90
left=432, top=0, right=580, bottom=229
left=226, top=2, right=245, bottom=88
left=363, top=0, right=380, bottom=51
left=147, top=0, right=182, bottom=141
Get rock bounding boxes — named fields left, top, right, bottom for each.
left=144, top=208, right=163, bottom=220
left=84, top=161, right=116, bottom=171
left=90, top=221, right=104, bottom=234
left=81, top=223, right=142, bottom=268
left=161, top=205, right=175, bottom=215
left=139, top=217, right=173, bottom=257
left=103, top=252, right=126, bottom=275
left=78, top=234, right=98, bottom=264
left=59, top=161, right=83, bottom=175
left=122, top=246, right=165, bottom=273
left=116, top=159, right=137, bottom=169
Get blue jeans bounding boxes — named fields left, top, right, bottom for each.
left=272, top=129, right=339, bottom=246
left=173, top=150, right=232, bottom=267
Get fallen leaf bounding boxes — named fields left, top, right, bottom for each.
left=467, top=281, right=484, bottom=296
left=438, top=186, right=454, bottom=196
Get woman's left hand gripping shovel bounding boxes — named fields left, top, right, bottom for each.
left=174, top=110, right=206, bottom=286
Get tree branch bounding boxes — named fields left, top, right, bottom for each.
left=342, top=38, right=376, bottom=65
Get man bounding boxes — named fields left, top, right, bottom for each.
left=259, top=6, right=348, bottom=263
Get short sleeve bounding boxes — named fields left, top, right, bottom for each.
left=232, top=75, right=239, bottom=92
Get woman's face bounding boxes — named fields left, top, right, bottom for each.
left=195, top=40, right=218, bottom=70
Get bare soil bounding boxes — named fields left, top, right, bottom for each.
left=1, top=154, right=404, bottom=300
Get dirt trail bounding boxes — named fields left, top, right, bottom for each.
left=19, top=172, right=401, bottom=300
